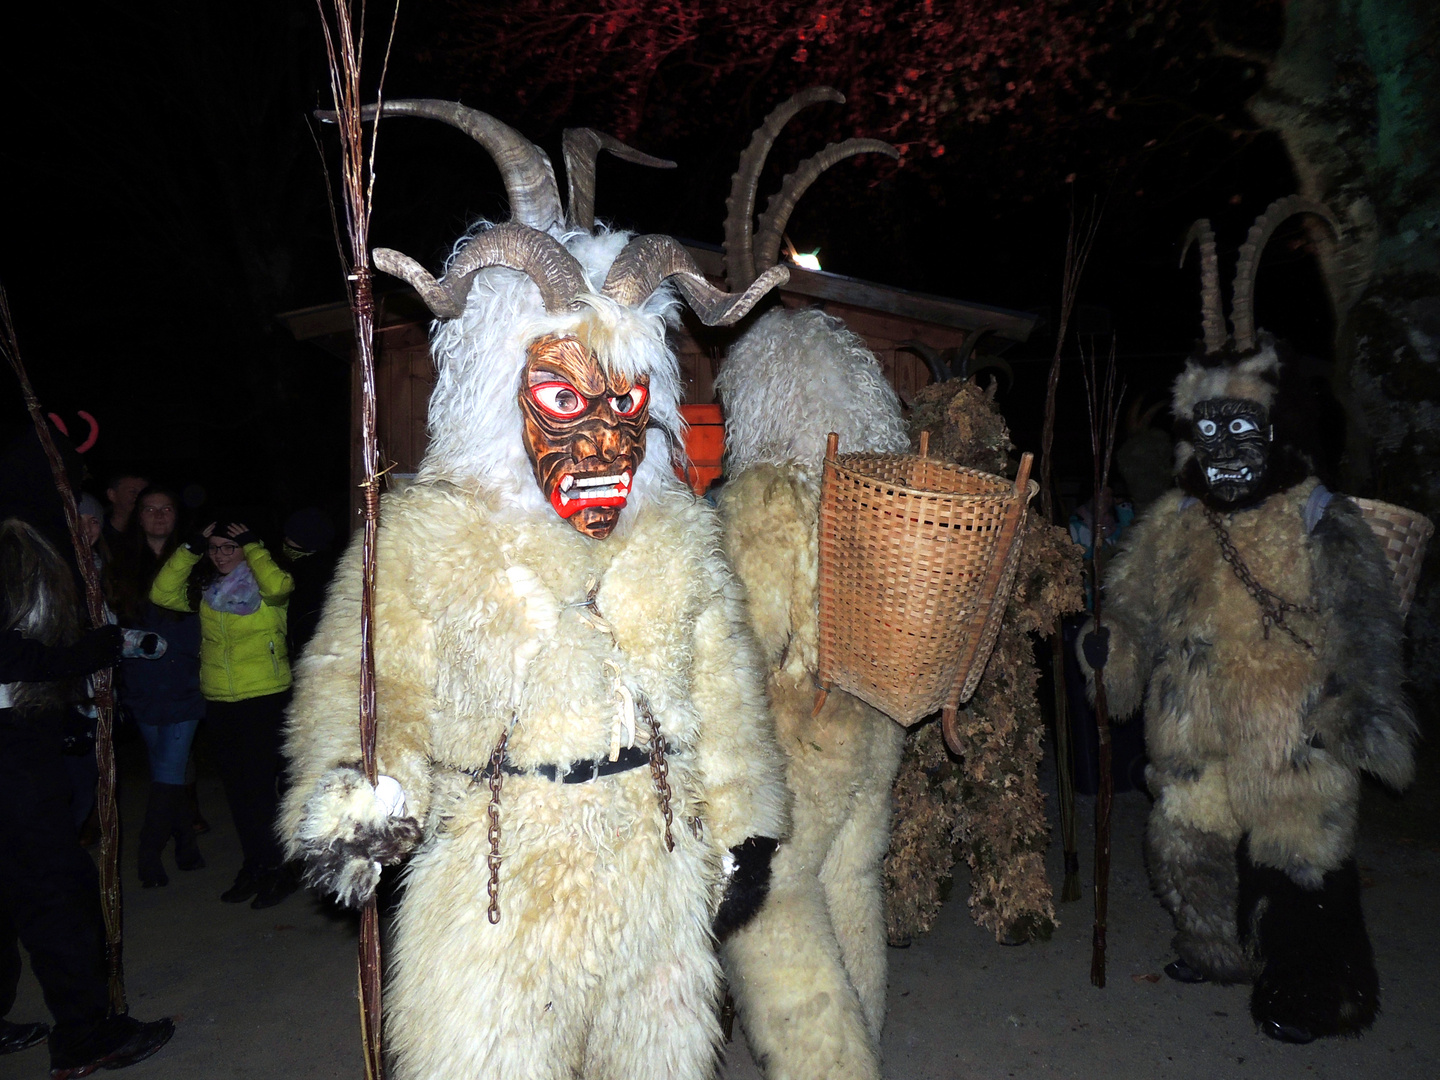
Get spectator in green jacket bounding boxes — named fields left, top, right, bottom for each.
left=150, top=519, right=298, bottom=909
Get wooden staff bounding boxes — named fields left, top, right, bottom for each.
left=313, top=3, right=400, bottom=1076
left=1080, top=338, right=1123, bottom=988
left=1039, top=204, right=1100, bottom=905
left=1, top=286, right=126, bottom=1013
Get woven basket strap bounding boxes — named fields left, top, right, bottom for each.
left=941, top=453, right=1035, bottom=753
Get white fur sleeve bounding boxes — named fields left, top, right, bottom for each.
left=688, top=576, right=790, bottom=851
left=716, top=466, right=816, bottom=671
left=280, top=519, right=437, bottom=861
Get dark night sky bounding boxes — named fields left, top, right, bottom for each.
left=1, top=2, right=1340, bottom=532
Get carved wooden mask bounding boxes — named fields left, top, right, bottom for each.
left=518, top=335, right=650, bottom=539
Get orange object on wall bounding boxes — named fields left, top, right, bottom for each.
left=678, top=403, right=725, bottom=495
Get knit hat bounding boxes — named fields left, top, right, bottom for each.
left=284, top=507, right=335, bottom=553
left=77, top=492, right=104, bottom=520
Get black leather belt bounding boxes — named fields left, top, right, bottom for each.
left=461, top=744, right=651, bottom=785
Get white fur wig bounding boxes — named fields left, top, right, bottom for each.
left=420, top=225, right=688, bottom=525
left=716, top=307, right=908, bottom=471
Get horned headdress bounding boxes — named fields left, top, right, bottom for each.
left=714, top=88, right=905, bottom=470
left=351, top=100, right=788, bottom=504
left=1173, top=195, right=1339, bottom=419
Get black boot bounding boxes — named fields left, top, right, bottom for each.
left=136, top=784, right=170, bottom=888
left=1239, top=839, right=1378, bottom=1042
left=164, top=783, right=205, bottom=871
left=221, top=865, right=262, bottom=904
left=251, top=863, right=300, bottom=910
left=48, top=1015, right=175, bottom=1079
left=0, top=1019, right=49, bottom=1055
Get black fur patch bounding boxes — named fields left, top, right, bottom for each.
left=1307, top=496, right=1417, bottom=789
left=1239, top=839, right=1378, bottom=1037
left=713, top=836, right=779, bottom=942
left=299, top=814, right=423, bottom=908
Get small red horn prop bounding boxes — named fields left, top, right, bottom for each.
left=75, top=410, right=99, bottom=453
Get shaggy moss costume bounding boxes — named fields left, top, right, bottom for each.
left=885, top=379, right=1083, bottom=945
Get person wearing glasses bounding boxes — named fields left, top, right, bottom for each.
left=151, top=517, right=297, bottom=908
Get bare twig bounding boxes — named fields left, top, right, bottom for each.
left=312, top=2, right=400, bottom=1077
left=1, top=285, right=126, bottom=1012
left=1081, top=335, right=1124, bottom=989
left=1040, top=198, right=1101, bottom=905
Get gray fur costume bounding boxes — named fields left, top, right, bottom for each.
left=1079, top=339, right=1416, bottom=1040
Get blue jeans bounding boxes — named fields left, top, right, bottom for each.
left=137, top=720, right=200, bottom=786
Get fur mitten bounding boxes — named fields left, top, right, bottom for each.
left=714, top=836, right=779, bottom=941
left=291, top=766, right=422, bottom=908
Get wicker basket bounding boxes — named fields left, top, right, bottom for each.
left=1352, top=497, right=1434, bottom=622
left=816, top=433, right=1037, bottom=726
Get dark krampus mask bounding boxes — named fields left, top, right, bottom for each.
left=1190, top=398, right=1272, bottom=504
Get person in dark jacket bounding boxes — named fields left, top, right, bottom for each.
left=0, top=515, right=174, bottom=1077
left=112, top=485, right=206, bottom=887
left=280, top=506, right=337, bottom=661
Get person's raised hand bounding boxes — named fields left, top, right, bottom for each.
left=226, top=522, right=258, bottom=546
left=186, top=522, right=217, bottom=553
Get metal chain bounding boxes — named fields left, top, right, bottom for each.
left=642, top=700, right=675, bottom=853
left=485, top=726, right=510, bottom=924
left=1203, top=508, right=1317, bottom=652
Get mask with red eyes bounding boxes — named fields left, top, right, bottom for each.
left=519, top=335, right=650, bottom=539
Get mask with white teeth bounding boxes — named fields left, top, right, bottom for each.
left=1191, top=397, right=1270, bottom=504
left=519, top=334, right=649, bottom=540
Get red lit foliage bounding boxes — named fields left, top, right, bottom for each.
left=422, top=0, right=1190, bottom=162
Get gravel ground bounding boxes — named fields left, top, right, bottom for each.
left=5, top=733, right=1436, bottom=1080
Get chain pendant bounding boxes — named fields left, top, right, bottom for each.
left=486, top=727, right=510, bottom=924
left=1204, top=508, right=1316, bottom=652
left=643, top=701, right=675, bottom=853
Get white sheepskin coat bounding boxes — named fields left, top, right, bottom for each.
left=713, top=307, right=908, bottom=1080
left=280, top=228, right=788, bottom=1080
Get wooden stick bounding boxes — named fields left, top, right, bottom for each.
left=1081, top=337, right=1123, bottom=988
left=941, top=452, right=1033, bottom=756
left=1039, top=202, right=1100, bottom=906
left=0, top=286, right=126, bottom=1012
left=313, top=3, right=400, bottom=1075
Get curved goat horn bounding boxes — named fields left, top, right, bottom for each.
left=953, top=325, right=1001, bottom=382
left=562, top=129, right=675, bottom=231
left=723, top=87, right=844, bottom=289
left=753, top=138, right=899, bottom=276
left=329, top=99, right=565, bottom=232
left=1180, top=219, right=1226, bottom=355
left=374, top=222, right=589, bottom=319
left=1231, top=195, right=1339, bottom=353
left=601, top=234, right=789, bottom=326
left=896, top=340, right=949, bottom=384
